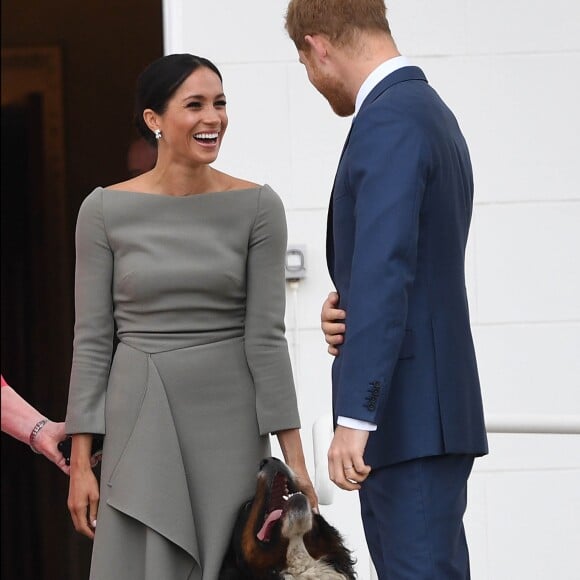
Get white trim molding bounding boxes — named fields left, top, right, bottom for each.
left=162, top=0, right=184, bottom=55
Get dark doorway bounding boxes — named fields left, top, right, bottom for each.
left=1, top=2, right=163, bottom=578
left=1, top=95, right=90, bottom=579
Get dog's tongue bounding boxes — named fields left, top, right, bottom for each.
left=257, top=509, right=283, bottom=542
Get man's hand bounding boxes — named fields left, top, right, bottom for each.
left=328, top=426, right=371, bottom=491
left=321, top=291, right=346, bottom=356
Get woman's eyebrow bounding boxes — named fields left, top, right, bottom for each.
left=182, top=92, right=226, bottom=102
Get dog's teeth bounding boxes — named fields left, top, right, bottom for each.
left=282, top=494, right=289, bottom=501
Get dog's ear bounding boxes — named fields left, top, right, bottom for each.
left=308, top=513, right=357, bottom=579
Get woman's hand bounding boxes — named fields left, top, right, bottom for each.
left=67, top=434, right=100, bottom=539
left=34, top=420, right=70, bottom=475
left=288, top=460, right=319, bottom=513
left=275, top=428, right=319, bottom=513
left=321, top=291, right=346, bottom=356
left=0, top=385, right=71, bottom=474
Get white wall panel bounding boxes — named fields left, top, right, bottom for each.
left=178, top=0, right=294, bottom=63
left=388, top=0, right=469, bottom=56
left=474, top=202, right=580, bottom=323
left=473, top=323, right=580, bottom=415
left=466, top=0, right=580, bottom=54
left=477, top=434, right=580, bottom=471
left=467, top=435, right=580, bottom=580
left=378, top=0, right=580, bottom=57
left=484, top=470, right=580, bottom=579
left=467, top=468, right=580, bottom=580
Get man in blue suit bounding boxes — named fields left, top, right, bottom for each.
left=286, top=1, right=488, bottom=578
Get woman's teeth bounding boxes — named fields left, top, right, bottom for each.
left=194, top=132, right=218, bottom=141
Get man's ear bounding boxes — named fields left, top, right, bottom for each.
left=304, top=34, right=329, bottom=62
left=143, top=109, right=159, bottom=134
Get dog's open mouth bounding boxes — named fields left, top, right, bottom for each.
left=257, top=471, right=301, bottom=542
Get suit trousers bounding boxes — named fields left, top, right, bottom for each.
left=359, top=454, right=474, bottom=580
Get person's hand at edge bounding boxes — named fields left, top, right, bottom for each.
left=34, top=420, right=70, bottom=475
left=321, top=291, right=346, bottom=356
left=1, top=383, right=70, bottom=474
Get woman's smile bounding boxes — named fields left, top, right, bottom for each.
left=193, top=131, right=220, bottom=147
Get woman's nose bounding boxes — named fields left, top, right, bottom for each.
left=202, top=107, right=221, bottom=125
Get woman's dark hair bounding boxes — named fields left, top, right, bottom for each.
left=134, top=53, right=223, bottom=145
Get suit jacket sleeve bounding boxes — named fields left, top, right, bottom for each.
left=66, top=187, right=114, bottom=435
left=244, top=185, right=301, bottom=435
left=336, top=110, right=429, bottom=424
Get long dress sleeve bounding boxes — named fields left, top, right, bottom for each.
left=244, top=185, right=300, bottom=435
left=65, top=187, right=114, bottom=434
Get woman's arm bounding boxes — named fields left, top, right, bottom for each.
left=1, top=382, right=69, bottom=474
left=243, top=186, right=318, bottom=509
left=276, top=428, right=318, bottom=512
left=66, top=188, right=115, bottom=436
left=66, top=188, right=115, bottom=538
left=68, top=433, right=100, bottom=539
left=243, top=185, right=301, bottom=435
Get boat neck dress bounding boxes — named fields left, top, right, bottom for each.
left=65, top=184, right=300, bottom=580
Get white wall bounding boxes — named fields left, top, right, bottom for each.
left=164, top=1, right=580, bottom=578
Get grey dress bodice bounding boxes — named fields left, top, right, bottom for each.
left=66, top=184, right=299, bottom=436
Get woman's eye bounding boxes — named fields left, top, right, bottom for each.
left=187, top=102, right=202, bottom=109
left=215, top=100, right=227, bottom=108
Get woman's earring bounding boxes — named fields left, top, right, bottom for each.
left=154, top=129, right=162, bottom=141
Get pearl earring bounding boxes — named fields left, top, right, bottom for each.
left=154, top=129, right=162, bottom=140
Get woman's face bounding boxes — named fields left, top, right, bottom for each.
left=156, top=67, right=228, bottom=165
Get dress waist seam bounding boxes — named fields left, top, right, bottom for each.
left=117, top=334, right=245, bottom=355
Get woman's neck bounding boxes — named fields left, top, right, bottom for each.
left=146, top=161, right=223, bottom=197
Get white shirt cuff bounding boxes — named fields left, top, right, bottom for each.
left=337, top=416, right=377, bottom=431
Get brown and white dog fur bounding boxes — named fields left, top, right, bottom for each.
left=219, top=457, right=356, bottom=580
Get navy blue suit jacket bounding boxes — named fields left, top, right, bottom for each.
left=328, top=66, right=488, bottom=468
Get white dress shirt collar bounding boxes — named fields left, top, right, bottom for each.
left=354, top=55, right=411, bottom=116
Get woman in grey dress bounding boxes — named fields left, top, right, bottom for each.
left=65, top=54, right=317, bottom=580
